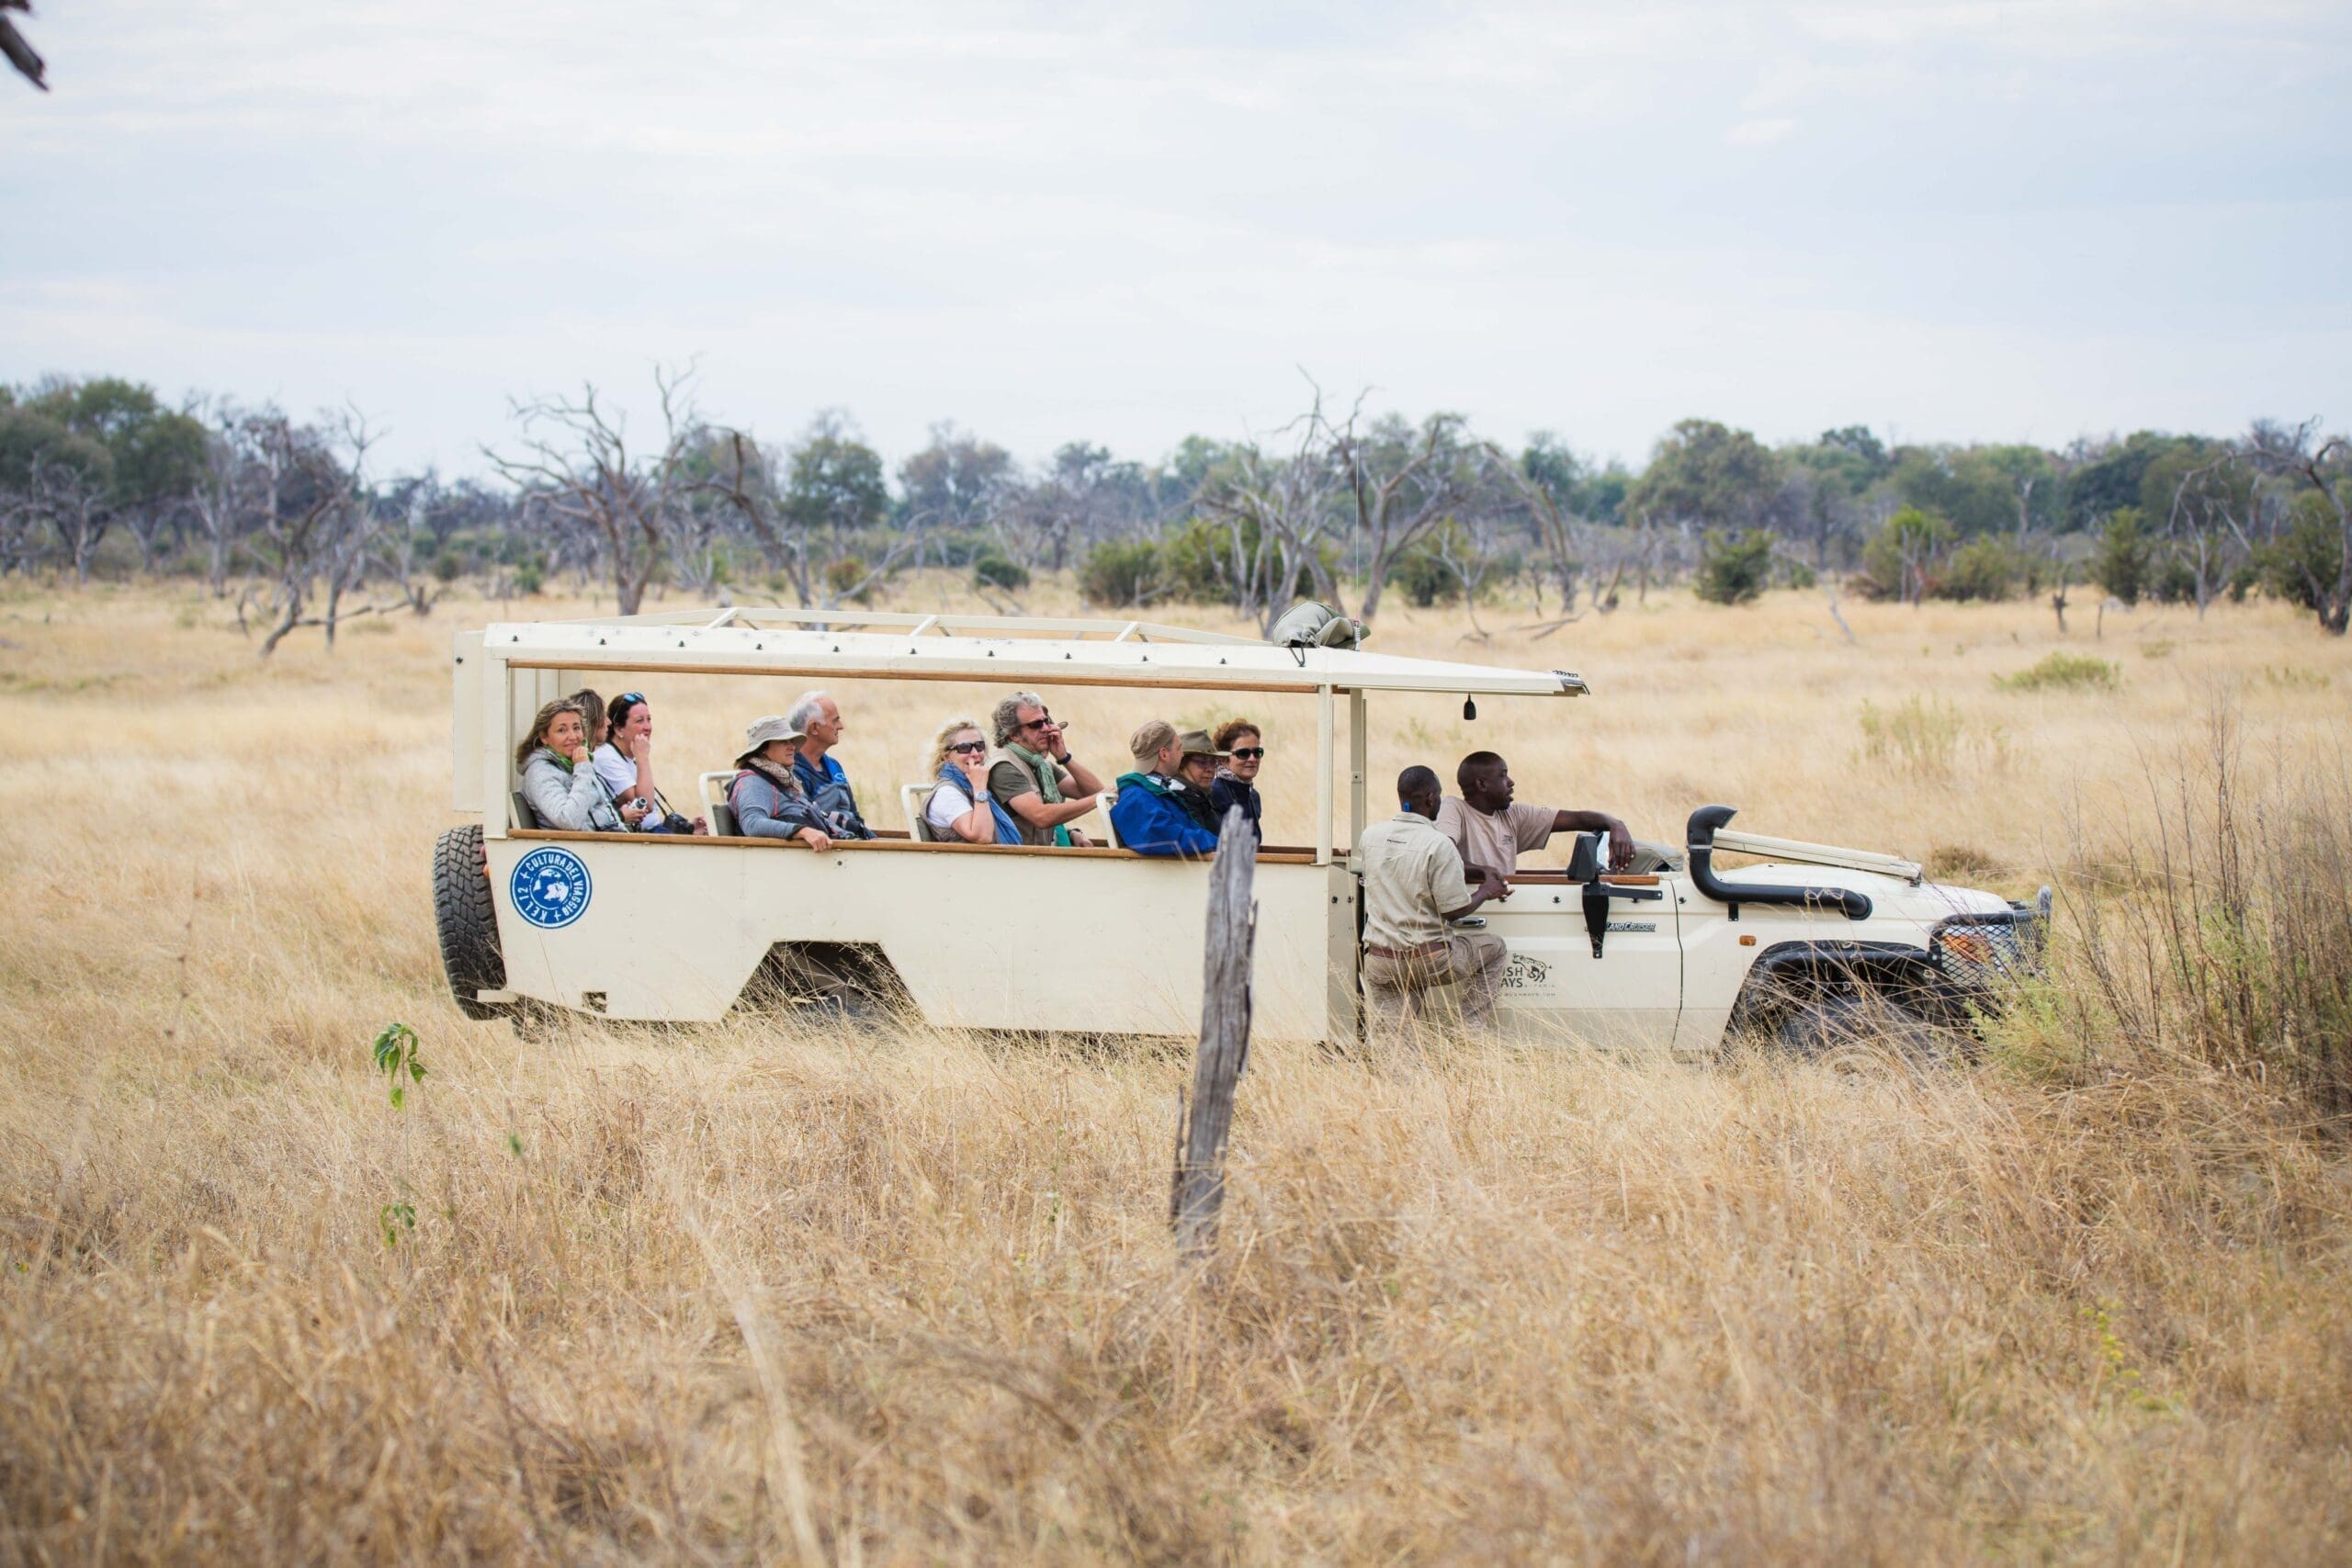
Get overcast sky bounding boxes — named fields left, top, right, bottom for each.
left=4, top=1, right=2346, bottom=475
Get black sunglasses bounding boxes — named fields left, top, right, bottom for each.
left=1229, top=747, right=1265, bottom=760
left=948, top=739, right=987, bottom=754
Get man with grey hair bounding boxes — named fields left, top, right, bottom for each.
left=987, top=690, right=1106, bottom=848
left=785, top=689, right=872, bottom=839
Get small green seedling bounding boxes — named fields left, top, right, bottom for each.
left=379, top=1201, right=416, bottom=1247
left=372, top=1021, right=425, bottom=1109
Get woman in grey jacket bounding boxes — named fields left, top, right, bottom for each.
left=516, top=700, right=625, bottom=832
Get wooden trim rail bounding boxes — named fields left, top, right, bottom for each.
left=507, top=828, right=1329, bottom=866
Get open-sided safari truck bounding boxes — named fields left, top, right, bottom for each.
left=434, top=605, right=2048, bottom=1051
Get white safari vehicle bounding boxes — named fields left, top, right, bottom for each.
left=434, top=605, right=2048, bottom=1052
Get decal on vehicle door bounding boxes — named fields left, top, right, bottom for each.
left=1503, top=952, right=1562, bottom=1000
left=510, top=845, right=593, bottom=930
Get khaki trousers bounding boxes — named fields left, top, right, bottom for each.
left=1363, top=931, right=1509, bottom=1041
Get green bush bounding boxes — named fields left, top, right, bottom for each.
left=1389, top=544, right=1464, bottom=607
left=1995, top=652, right=2120, bottom=694
left=513, top=563, right=545, bottom=596
left=2095, top=508, right=2152, bottom=604
left=826, top=556, right=876, bottom=604
left=1857, top=507, right=1951, bottom=600
left=1078, top=538, right=1159, bottom=606
left=2253, top=497, right=2346, bottom=615
left=972, top=550, right=1030, bottom=592
left=433, top=550, right=463, bottom=583
left=1936, top=538, right=2026, bottom=602
left=1694, top=529, right=1773, bottom=605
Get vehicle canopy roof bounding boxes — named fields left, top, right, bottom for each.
left=482, top=605, right=1591, bottom=698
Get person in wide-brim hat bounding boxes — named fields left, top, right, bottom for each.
left=1170, top=728, right=1229, bottom=835
left=734, top=714, right=805, bottom=771
left=727, top=716, right=833, bottom=848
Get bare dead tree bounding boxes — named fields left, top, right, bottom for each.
left=699, top=429, right=929, bottom=610
left=1481, top=442, right=1589, bottom=636
left=251, top=414, right=353, bottom=657
left=2239, top=417, right=2350, bottom=635
left=1430, top=515, right=1505, bottom=642
left=1200, top=398, right=1351, bottom=633
left=25, top=452, right=110, bottom=584
left=1334, top=409, right=1478, bottom=621
left=484, top=369, right=701, bottom=616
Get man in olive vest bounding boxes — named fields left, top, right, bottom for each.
left=986, top=690, right=1109, bottom=848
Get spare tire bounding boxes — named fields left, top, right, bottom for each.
left=433, top=824, right=506, bottom=1020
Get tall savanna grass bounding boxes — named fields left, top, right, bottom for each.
left=2051, top=705, right=2352, bottom=1121
left=2, top=581, right=2349, bottom=1563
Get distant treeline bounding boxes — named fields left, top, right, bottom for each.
left=3, top=370, right=2346, bottom=650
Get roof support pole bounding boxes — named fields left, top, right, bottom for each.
left=1347, top=688, right=1367, bottom=857
left=481, top=652, right=513, bottom=839
left=1315, top=685, right=1334, bottom=865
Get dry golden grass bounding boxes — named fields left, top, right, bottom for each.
left=3, top=577, right=2349, bottom=1563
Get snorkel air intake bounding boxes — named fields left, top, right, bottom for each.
left=1687, top=806, right=1872, bottom=920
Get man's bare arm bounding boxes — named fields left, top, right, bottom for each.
left=1005, top=792, right=1099, bottom=829
left=1552, top=807, right=1634, bottom=871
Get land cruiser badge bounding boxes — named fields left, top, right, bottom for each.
left=511, top=846, right=592, bottom=930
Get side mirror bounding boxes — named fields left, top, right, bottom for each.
left=1565, top=830, right=1601, bottom=883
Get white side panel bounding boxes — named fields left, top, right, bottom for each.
left=450, top=631, right=485, bottom=812
left=484, top=840, right=1341, bottom=1039
left=1482, top=878, right=1683, bottom=1051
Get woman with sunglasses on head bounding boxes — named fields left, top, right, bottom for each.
left=569, top=687, right=652, bottom=829
left=596, top=691, right=707, bottom=835
left=922, top=717, right=1023, bottom=845
left=1211, top=720, right=1266, bottom=845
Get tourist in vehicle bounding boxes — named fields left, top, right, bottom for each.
left=786, top=689, right=873, bottom=839
left=1109, top=720, right=1220, bottom=858
left=517, top=700, right=626, bottom=832
left=1170, top=729, right=1227, bottom=834
left=728, top=716, right=833, bottom=850
left=1360, top=765, right=1511, bottom=1042
left=1210, top=720, right=1264, bottom=844
left=597, top=692, right=709, bottom=835
left=570, top=687, right=650, bottom=829
left=987, top=691, right=1107, bottom=848
left=1436, top=750, right=1638, bottom=878
left=922, top=717, right=1023, bottom=845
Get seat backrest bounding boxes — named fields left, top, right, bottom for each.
left=512, top=790, right=543, bottom=830
left=902, top=782, right=938, bottom=842
left=699, top=770, right=740, bottom=837
left=1564, top=829, right=1600, bottom=883
left=1095, top=791, right=1123, bottom=849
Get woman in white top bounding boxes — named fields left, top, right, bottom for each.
left=922, top=716, right=1020, bottom=845
left=594, top=691, right=706, bottom=834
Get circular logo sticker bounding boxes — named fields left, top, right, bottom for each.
left=510, top=845, right=593, bottom=930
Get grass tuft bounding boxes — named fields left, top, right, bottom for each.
left=1996, top=650, right=2121, bottom=693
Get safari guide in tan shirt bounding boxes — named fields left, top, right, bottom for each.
left=1433, top=750, right=1644, bottom=878
left=1357, top=765, right=1513, bottom=1043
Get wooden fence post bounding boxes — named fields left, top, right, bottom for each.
left=1170, top=806, right=1258, bottom=1258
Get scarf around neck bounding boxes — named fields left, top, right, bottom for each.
left=1006, top=740, right=1063, bottom=803
left=740, top=755, right=805, bottom=798
left=935, top=761, right=1023, bottom=845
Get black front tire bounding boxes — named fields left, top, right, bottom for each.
left=1772, top=991, right=1959, bottom=1065
left=433, top=824, right=506, bottom=1021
